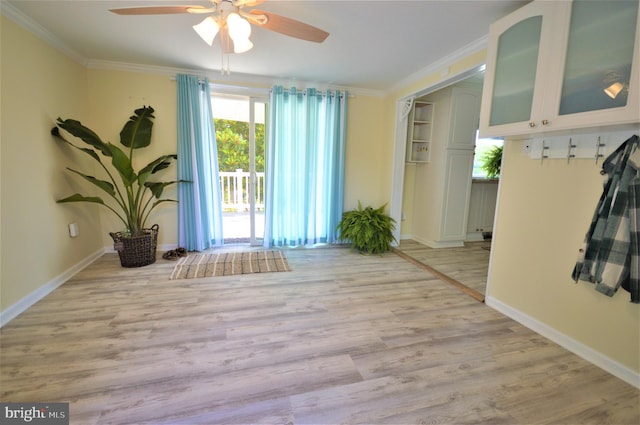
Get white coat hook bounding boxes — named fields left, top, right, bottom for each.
left=595, top=136, right=605, bottom=164
left=567, top=137, right=576, bottom=164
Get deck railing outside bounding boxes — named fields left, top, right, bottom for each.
left=219, top=169, right=265, bottom=212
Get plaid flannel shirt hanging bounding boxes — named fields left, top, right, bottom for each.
left=572, top=134, right=639, bottom=303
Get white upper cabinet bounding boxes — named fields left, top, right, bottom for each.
left=480, top=0, right=640, bottom=138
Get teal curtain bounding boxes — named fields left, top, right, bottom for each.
left=176, top=74, right=223, bottom=250
left=264, top=86, right=347, bottom=247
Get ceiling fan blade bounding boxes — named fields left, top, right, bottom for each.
left=249, top=9, right=329, bottom=43
left=109, top=6, right=210, bottom=15
left=234, top=0, right=266, bottom=7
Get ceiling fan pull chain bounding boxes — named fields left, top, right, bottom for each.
left=220, top=47, right=225, bottom=75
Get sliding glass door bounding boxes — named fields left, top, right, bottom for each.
left=248, top=98, right=266, bottom=245
left=211, top=95, right=267, bottom=246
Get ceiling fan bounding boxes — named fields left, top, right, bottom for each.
left=110, top=0, right=330, bottom=55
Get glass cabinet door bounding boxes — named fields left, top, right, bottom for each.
left=558, top=0, right=639, bottom=115
left=489, top=15, right=543, bottom=126
left=480, top=0, right=638, bottom=138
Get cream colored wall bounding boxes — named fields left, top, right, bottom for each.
left=1, top=17, right=102, bottom=311
left=343, top=95, right=388, bottom=211
left=488, top=140, right=640, bottom=373
left=86, top=70, right=180, bottom=248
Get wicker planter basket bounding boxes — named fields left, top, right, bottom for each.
left=110, top=224, right=159, bottom=268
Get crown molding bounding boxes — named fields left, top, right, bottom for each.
left=2, top=0, right=416, bottom=99
left=1, top=1, right=87, bottom=66
left=86, top=59, right=384, bottom=98
left=386, top=35, right=488, bottom=96
left=89, top=56, right=386, bottom=99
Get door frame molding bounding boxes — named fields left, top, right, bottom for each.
left=389, top=64, right=486, bottom=244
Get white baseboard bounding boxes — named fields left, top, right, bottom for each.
left=0, top=249, right=104, bottom=328
left=485, top=295, right=640, bottom=389
left=413, top=236, right=465, bottom=249
left=465, top=232, right=485, bottom=242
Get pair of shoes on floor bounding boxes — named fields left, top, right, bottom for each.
left=163, top=247, right=188, bottom=261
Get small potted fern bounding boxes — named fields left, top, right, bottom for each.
left=336, top=202, right=397, bottom=254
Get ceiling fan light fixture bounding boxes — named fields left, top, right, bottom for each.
left=232, top=38, right=254, bottom=54
left=193, top=16, right=219, bottom=46
left=226, top=12, right=253, bottom=53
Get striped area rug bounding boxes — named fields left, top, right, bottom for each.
left=170, top=250, right=290, bottom=280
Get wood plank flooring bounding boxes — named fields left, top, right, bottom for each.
left=396, top=239, right=491, bottom=299
left=1, top=247, right=638, bottom=424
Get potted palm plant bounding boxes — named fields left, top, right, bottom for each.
left=336, top=202, right=397, bottom=254
left=52, top=106, right=181, bottom=267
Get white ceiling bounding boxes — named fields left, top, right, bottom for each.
left=3, top=0, right=529, bottom=94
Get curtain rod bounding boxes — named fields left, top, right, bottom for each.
left=271, top=87, right=355, bottom=98
left=169, top=76, right=354, bottom=98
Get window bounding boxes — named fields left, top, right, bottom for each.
left=472, top=130, right=504, bottom=179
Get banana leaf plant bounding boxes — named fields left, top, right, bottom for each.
left=51, top=106, right=181, bottom=237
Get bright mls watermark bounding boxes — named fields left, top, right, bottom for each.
left=1, top=403, right=68, bottom=424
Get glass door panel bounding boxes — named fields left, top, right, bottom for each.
left=249, top=98, right=266, bottom=245
left=489, top=15, right=543, bottom=126
left=558, top=0, right=638, bottom=115
left=212, top=95, right=267, bottom=245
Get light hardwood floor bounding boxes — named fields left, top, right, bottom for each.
left=396, top=239, right=491, bottom=301
left=1, top=247, right=638, bottom=424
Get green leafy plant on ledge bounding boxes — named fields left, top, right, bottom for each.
left=337, top=202, right=397, bottom=254
left=480, top=145, right=503, bottom=179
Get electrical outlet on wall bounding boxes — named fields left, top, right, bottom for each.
left=68, top=222, right=79, bottom=238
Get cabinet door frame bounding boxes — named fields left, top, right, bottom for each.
left=544, top=0, right=640, bottom=134
left=479, top=0, right=558, bottom=138
left=480, top=0, right=640, bottom=139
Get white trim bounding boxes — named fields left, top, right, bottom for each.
left=0, top=249, right=103, bottom=327
left=465, top=232, right=485, bottom=242
left=389, top=98, right=412, bottom=244
left=387, top=36, right=488, bottom=95
left=484, top=147, right=507, bottom=299
left=486, top=295, right=640, bottom=389
left=412, top=236, right=465, bottom=249
left=389, top=62, right=486, bottom=260
left=86, top=59, right=383, bottom=98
